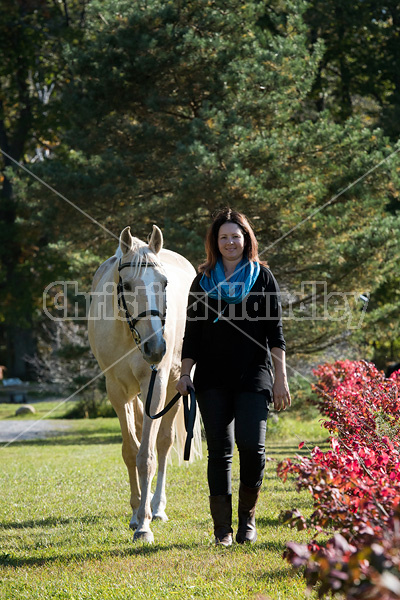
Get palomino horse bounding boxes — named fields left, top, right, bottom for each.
left=88, top=225, right=202, bottom=543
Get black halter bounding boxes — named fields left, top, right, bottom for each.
left=117, top=259, right=166, bottom=346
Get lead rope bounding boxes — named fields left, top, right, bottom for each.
left=145, top=366, right=197, bottom=461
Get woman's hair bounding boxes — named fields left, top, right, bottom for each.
left=198, top=207, right=267, bottom=275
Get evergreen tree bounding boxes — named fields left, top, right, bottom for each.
left=3, top=0, right=399, bottom=373
left=304, top=0, right=400, bottom=140
left=44, top=0, right=400, bottom=358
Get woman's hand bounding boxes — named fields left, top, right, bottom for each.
left=272, top=376, right=291, bottom=411
left=176, top=374, right=195, bottom=396
left=270, top=348, right=291, bottom=411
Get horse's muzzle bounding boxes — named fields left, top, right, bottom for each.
left=142, top=339, right=166, bottom=365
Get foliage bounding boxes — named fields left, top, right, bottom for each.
left=286, top=371, right=319, bottom=418
left=27, top=317, right=110, bottom=418
left=40, top=0, right=400, bottom=360
left=304, top=0, right=400, bottom=141
left=311, top=359, right=400, bottom=441
left=355, top=271, right=400, bottom=370
left=278, top=360, right=400, bottom=598
left=1, top=0, right=400, bottom=378
left=284, top=526, right=400, bottom=600
left=301, top=1, right=400, bottom=365
left=0, top=0, right=88, bottom=375
left=63, top=389, right=116, bottom=419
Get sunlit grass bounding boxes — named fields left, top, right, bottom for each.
left=0, top=399, right=78, bottom=420
left=0, top=409, right=327, bottom=599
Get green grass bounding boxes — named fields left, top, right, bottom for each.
left=0, top=408, right=328, bottom=600
left=0, top=399, right=77, bottom=420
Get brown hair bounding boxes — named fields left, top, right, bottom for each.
left=198, top=208, right=267, bottom=275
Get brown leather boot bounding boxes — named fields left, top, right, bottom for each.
left=209, top=495, right=233, bottom=547
left=236, top=482, right=261, bottom=544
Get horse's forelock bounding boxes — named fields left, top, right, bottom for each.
left=141, top=249, right=164, bottom=278
left=116, top=246, right=163, bottom=280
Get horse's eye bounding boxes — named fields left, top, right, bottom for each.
left=123, top=282, right=132, bottom=291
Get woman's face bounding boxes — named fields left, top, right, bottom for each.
left=217, top=222, right=245, bottom=263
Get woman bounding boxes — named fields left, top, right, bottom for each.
left=176, top=208, right=291, bottom=547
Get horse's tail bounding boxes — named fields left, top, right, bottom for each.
left=171, top=400, right=203, bottom=465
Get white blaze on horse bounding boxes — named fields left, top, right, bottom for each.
left=88, top=225, right=202, bottom=543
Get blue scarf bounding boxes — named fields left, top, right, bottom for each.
left=199, top=257, right=260, bottom=306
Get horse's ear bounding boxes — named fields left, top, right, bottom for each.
left=119, top=226, right=134, bottom=255
left=148, top=224, right=163, bottom=255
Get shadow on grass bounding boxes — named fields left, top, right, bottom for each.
left=257, top=515, right=284, bottom=528
left=256, top=565, right=301, bottom=582
left=266, top=440, right=330, bottom=455
left=2, top=431, right=122, bottom=447
left=256, top=539, right=288, bottom=552
left=0, top=515, right=106, bottom=530
left=0, top=541, right=203, bottom=568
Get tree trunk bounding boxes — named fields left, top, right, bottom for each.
left=0, top=109, right=37, bottom=380
left=334, top=6, right=352, bottom=121
left=6, top=324, right=37, bottom=380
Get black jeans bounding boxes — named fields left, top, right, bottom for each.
left=196, top=387, right=270, bottom=496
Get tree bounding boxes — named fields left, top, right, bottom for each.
left=302, top=0, right=400, bottom=365
left=40, top=0, right=399, bottom=359
left=304, top=0, right=400, bottom=139
left=0, top=0, right=87, bottom=377
left=3, top=0, right=399, bottom=376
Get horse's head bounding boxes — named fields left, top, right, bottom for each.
left=117, top=225, right=167, bottom=365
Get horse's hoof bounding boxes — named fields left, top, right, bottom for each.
left=152, top=511, right=168, bottom=522
left=133, top=529, right=154, bottom=544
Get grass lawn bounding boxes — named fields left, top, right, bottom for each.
left=0, top=403, right=328, bottom=600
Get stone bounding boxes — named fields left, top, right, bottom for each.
left=15, top=405, right=36, bottom=416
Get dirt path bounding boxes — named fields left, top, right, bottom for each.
left=0, top=420, right=71, bottom=443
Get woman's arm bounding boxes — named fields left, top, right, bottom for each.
left=176, top=358, right=196, bottom=395
left=263, top=268, right=286, bottom=351
left=262, top=268, right=290, bottom=410
left=176, top=276, right=203, bottom=395
left=270, top=347, right=291, bottom=411
left=180, top=275, right=204, bottom=363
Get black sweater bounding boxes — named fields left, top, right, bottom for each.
left=181, top=265, right=286, bottom=395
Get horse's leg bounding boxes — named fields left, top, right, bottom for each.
left=151, top=397, right=181, bottom=522
left=134, top=374, right=166, bottom=543
left=107, top=380, right=141, bottom=530
left=133, top=395, right=144, bottom=442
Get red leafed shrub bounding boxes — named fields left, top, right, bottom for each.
left=278, top=360, right=400, bottom=598
left=284, top=521, right=400, bottom=600
left=278, top=439, right=400, bottom=542
left=312, top=360, right=400, bottom=441
left=390, top=369, right=400, bottom=387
